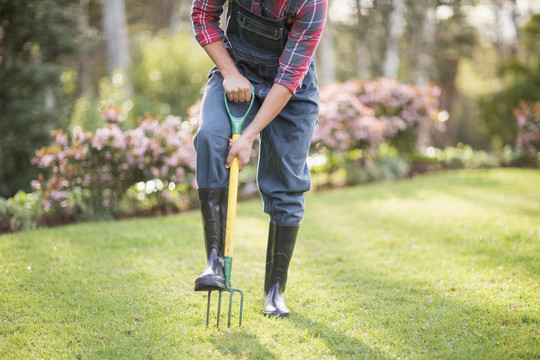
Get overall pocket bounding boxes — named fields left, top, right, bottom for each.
left=236, top=13, right=284, bottom=53
left=226, top=1, right=287, bottom=55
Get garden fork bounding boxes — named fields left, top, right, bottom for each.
left=205, top=89, right=255, bottom=328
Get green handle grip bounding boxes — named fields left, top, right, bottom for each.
left=224, top=88, right=255, bottom=134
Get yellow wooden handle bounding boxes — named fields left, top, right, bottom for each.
left=225, top=133, right=241, bottom=258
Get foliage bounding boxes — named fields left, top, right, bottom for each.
left=1, top=169, right=538, bottom=359
left=68, top=31, right=213, bottom=138
left=307, top=78, right=443, bottom=188
left=0, top=191, right=41, bottom=233
left=410, top=144, right=501, bottom=172
left=309, top=145, right=411, bottom=189
left=514, top=101, right=540, bottom=156
left=479, top=13, right=540, bottom=147
left=31, top=108, right=197, bottom=220
left=130, top=31, right=213, bottom=119
left=70, top=74, right=133, bottom=132
left=312, top=78, right=443, bottom=154
left=0, top=0, right=81, bottom=198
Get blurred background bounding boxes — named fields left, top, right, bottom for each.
left=0, top=0, right=539, bottom=231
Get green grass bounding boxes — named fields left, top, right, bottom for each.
left=1, top=168, right=539, bottom=359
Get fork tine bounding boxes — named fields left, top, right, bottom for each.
left=206, top=291, right=212, bottom=328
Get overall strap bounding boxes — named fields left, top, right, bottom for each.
left=284, top=0, right=298, bottom=26
left=228, top=0, right=297, bottom=25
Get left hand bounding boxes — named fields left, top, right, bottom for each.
left=225, top=135, right=254, bottom=171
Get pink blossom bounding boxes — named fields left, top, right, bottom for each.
left=31, top=180, right=41, bottom=191
left=49, top=190, right=70, bottom=202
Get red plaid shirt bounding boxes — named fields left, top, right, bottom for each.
left=192, top=0, right=327, bottom=94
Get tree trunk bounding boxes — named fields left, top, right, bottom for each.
left=383, top=0, right=404, bottom=79
left=354, top=0, right=371, bottom=80
left=78, top=0, right=92, bottom=95
left=418, top=5, right=436, bottom=85
left=318, top=17, right=336, bottom=86
left=355, top=36, right=370, bottom=80
left=102, top=0, right=131, bottom=91
left=439, top=58, right=459, bottom=146
left=170, top=0, right=192, bottom=33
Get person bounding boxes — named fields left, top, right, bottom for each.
left=191, top=0, right=327, bottom=317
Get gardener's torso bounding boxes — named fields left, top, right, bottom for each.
left=225, top=0, right=299, bottom=86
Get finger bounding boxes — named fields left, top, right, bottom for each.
left=245, top=89, right=252, bottom=103
left=238, top=90, right=245, bottom=103
left=225, top=151, right=234, bottom=169
left=227, top=91, right=234, bottom=102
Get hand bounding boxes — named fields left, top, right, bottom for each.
left=225, top=135, right=254, bottom=171
left=223, top=73, right=253, bottom=103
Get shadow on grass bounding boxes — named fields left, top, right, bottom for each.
left=316, top=266, right=538, bottom=359
left=210, top=331, right=278, bottom=359
left=295, top=240, right=538, bottom=358
left=291, top=195, right=540, bottom=359
left=287, top=313, right=393, bottom=359
left=306, top=170, right=540, bottom=277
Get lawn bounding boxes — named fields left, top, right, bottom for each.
left=1, top=168, right=538, bottom=359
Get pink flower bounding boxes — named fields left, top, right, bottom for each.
left=31, top=180, right=41, bottom=191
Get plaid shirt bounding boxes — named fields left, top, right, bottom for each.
left=192, top=0, right=327, bottom=94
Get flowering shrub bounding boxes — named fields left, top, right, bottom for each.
left=514, top=101, right=540, bottom=155
left=185, top=79, right=445, bottom=189
left=312, top=78, right=443, bottom=154
left=32, top=108, right=197, bottom=218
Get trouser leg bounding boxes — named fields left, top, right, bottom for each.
left=193, top=70, right=258, bottom=189
left=193, top=70, right=259, bottom=290
left=259, top=69, right=319, bottom=315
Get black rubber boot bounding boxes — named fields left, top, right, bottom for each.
left=194, top=188, right=228, bottom=291
left=263, top=221, right=299, bottom=317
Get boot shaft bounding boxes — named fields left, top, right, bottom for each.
left=264, top=221, right=299, bottom=294
left=198, top=188, right=228, bottom=258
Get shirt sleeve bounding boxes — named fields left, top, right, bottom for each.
left=191, top=0, right=227, bottom=47
left=275, top=0, right=328, bottom=94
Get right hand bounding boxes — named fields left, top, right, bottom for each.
left=223, top=73, right=253, bottom=103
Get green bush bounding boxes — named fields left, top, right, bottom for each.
left=309, top=144, right=411, bottom=189
left=0, top=191, right=41, bottom=232
left=131, top=31, right=213, bottom=119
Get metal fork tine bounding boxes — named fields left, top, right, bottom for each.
left=217, top=290, right=223, bottom=328
left=204, top=288, right=244, bottom=328
left=206, top=291, right=212, bottom=328
left=238, top=290, right=244, bottom=326
left=228, top=291, right=234, bottom=328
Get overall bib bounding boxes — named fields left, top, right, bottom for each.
left=194, top=0, right=320, bottom=226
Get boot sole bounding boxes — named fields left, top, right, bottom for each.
left=194, top=277, right=225, bottom=291
left=263, top=311, right=289, bottom=318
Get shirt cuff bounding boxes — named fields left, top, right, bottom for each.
left=274, top=77, right=300, bottom=95
left=194, top=29, right=225, bottom=47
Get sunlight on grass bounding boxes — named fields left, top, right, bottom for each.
left=1, top=169, right=538, bottom=359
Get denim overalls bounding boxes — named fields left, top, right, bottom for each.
left=194, top=0, right=320, bottom=226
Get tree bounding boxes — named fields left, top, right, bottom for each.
left=480, top=13, right=540, bottom=146
left=402, top=0, right=437, bottom=85
left=317, top=9, right=337, bottom=86
left=102, top=0, right=131, bottom=93
left=0, top=0, right=80, bottom=197
left=383, top=0, right=405, bottom=79
left=432, top=1, right=476, bottom=146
